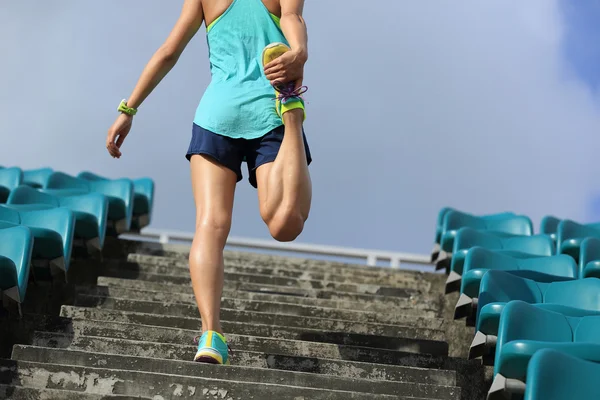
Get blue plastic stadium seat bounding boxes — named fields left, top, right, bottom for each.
left=540, top=215, right=600, bottom=245
left=556, top=219, right=600, bottom=261
left=440, top=210, right=530, bottom=254
left=488, top=301, right=600, bottom=400
left=22, top=168, right=53, bottom=189
left=578, top=237, right=600, bottom=279
left=0, top=167, right=23, bottom=203
left=470, top=271, right=600, bottom=361
left=431, top=208, right=517, bottom=263
left=454, top=248, right=577, bottom=320
left=524, top=349, right=600, bottom=400
left=77, top=171, right=154, bottom=231
left=539, top=215, right=561, bottom=243
left=44, top=172, right=133, bottom=234
left=0, top=225, right=33, bottom=311
left=0, top=204, right=75, bottom=276
left=445, top=228, right=555, bottom=293
left=431, top=207, right=455, bottom=262
left=7, top=186, right=108, bottom=252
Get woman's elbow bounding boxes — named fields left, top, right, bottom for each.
left=281, top=12, right=306, bottom=25
left=156, top=44, right=180, bottom=64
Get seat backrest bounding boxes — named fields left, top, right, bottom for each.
left=0, top=167, right=23, bottom=190
left=133, top=178, right=154, bottom=206
left=0, top=225, right=33, bottom=294
left=572, top=316, right=600, bottom=343
left=524, top=349, right=600, bottom=400
left=498, top=301, right=573, bottom=345
left=23, top=168, right=54, bottom=189
left=484, top=216, right=533, bottom=236
left=557, top=219, right=600, bottom=250
left=46, top=172, right=89, bottom=190
left=77, top=171, right=106, bottom=181
left=499, top=234, right=555, bottom=256
left=7, top=185, right=59, bottom=207
left=580, top=237, right=600, bottom=274
left=0, top=205, right=21, bottom=224
left=544, top=279, right=600, bottom=311
left=495, top=301, right=574, bottom=375
left=477, top=271, right=544, bottom=324
left=443, top=210, right=525, bottom=233
left=516, top=254, right=577, bottom=278
left=453, top=228, right=506, bottom=253
left=464, top=247, right=519, bottom=274
left=478, top=270, right=544, bottom=312
left=540, top=215, right=561, bottom=237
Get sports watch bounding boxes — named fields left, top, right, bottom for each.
left=117, top=99, right=137, bottom=116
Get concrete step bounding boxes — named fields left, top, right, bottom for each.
left=101, top=264, right=424, bottom=297
left=0, top=358, right=418, bottom=400
left=97, top=273, right=442, bottom=308
left=0, top=383, right=149, bottom=400
left=12, top=346, right=461, bottom=399
left=61, top=306, right=443, bottom=355
left=72, top=296, right=448, bottom=353
left=126, top=253, right=433, bottom=289
left=34, top=329, right=454, bottom=374
left=75, top=288, right=444, bottom=329
left=42, top=317, right=456, bottom=386
left=115, top=240, right=433, bottom=276
left=83, top=283, right=440, bottom=318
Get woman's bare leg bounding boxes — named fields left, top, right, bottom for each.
left=188, top=154, right=237, bottom=334
left=256, top=108, right=312, bottom=242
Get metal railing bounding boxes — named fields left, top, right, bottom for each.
left=124, top=228, right=432, bottom=268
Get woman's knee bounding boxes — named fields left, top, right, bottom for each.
left=267, top=209, right=306, bottom=242
left=189, top=212, right=232, bottom=262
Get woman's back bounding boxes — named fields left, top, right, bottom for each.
left=194, top=0, right=289, bottom=139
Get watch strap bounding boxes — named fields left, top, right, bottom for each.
left=118, top=99, right=137, bottom=116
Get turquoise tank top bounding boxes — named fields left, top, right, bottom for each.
left=194, top=0, right=288, bottom=140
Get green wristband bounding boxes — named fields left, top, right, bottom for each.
left=117, top=99, right=137, bottom=116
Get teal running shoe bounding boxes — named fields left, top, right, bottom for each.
left=193, top=331, right=230, bottom=365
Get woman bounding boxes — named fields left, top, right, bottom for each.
left=105, top=0, right=312, bottom=365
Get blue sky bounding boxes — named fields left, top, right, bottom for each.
left=560, top=0, right=600, bottom=94
left=1, top=1, right=600, bottom=256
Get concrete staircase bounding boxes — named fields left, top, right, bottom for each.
left=0, top=239, right=486, bottom=399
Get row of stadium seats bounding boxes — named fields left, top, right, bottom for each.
left=431, top=208, right=600, bottom=400
left=0, top=166, right=154, bottom=316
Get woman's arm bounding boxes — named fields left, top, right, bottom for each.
left=126, top=0, right=204, bottom=109
left=106, top=0, right=204, bottom=158
left=264, top=0, right=307, bottom=87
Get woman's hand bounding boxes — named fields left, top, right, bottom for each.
left=264, top=49, right=307, bottom=89
left=106, top=113, right=133, bottom=159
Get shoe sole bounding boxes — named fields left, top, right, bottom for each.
left=194, top=347, right=228, bottom=365
left=261, top=42, right=290, bottom=68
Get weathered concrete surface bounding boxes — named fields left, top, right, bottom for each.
left=100, top=264, right=425, bottom=298
left=29, top=318, right=457, bottom=385
left=80, top=284, right=440, bottom=319
left=0, top=359, right=431, bottom=400
left=74, top=292, right=446, bottom=332
left=1, top=238, right=488, bottom=399
left=64, top=301, right=449, bottom=355
left=12, top=346, right=461, bottom=399
left=96, top=276, right=444, bottom=312
left=32, top=333, right=458, bottom=386
left=126, top=253, right=434, bottom=289
left=33, top=330, right=458, bottom=375
left=106, top=239, right=435, bottom=278
left=0, top=384, right=149, bottom=399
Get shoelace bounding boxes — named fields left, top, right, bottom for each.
left=193, top=335, right=234, bottom=357
left=275, top=83, right=308, bottom=103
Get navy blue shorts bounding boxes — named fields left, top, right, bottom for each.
left=186, top=124, right=312, bottom=188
